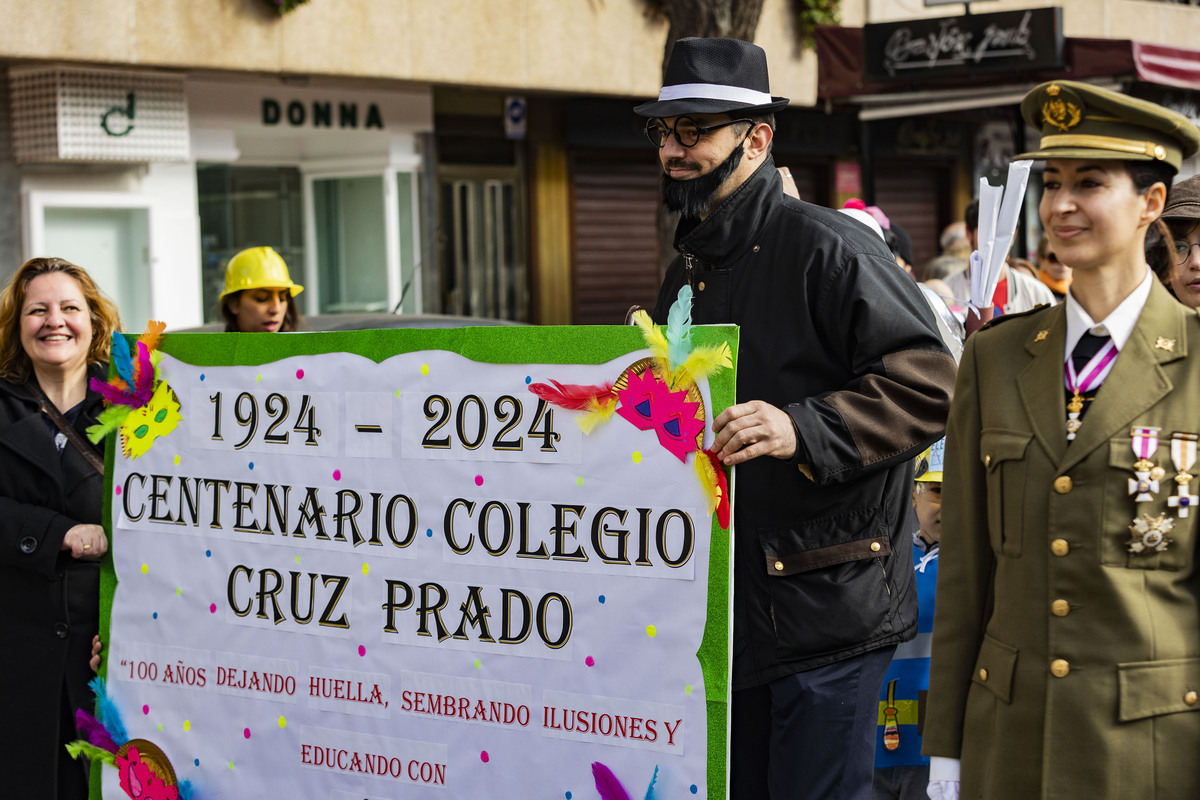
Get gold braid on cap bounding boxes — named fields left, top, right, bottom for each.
left=1040, top=133, right=1168, bottom=161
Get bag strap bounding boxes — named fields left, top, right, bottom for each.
left=27, top=380, right=105, bottom=476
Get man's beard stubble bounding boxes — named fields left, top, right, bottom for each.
left=661, top=142, right=745, bottom=220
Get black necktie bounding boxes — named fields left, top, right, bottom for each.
left=1067, top=331, right=1113, bottom=422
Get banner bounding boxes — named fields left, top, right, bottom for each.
left=93, top=324, right=738, bottom=800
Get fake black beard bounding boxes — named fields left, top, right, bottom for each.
left=661, top=143, right=745, bottom=220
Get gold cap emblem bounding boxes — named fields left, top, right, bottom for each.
left=1042, top=96, right=1082, bottom=133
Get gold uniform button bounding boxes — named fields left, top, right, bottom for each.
left=1051, top=599, right=1070, bottom=617
left=697, top=281, right=706, bottom=291
left=870, top=541, right=882, bottom=552
left=774, top=560, right=784, bottom=572
left=984, top=454, right=991, bottom=467
left=978, top=668, right=989, bottom=681
left=1186, top=691, right=1198, bottom=706
left=1050, top=659, right=1070, bottom=678
left=1054, top=476, right=1073, bottom=494
left=1051, top=539, right=1070, bottom=556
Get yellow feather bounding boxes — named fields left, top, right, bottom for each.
left=576, top=396, right=617, bottom=434
left=673, top=342, right=732, bottom=389
left=632, top=310, right=670, bottom=365
left=693, top=451, right=720, bottom=515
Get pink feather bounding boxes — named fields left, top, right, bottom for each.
left=592, top=762, right=632, bottom=800
left=74, top=709, right=118, bottom=753
left=90, top=377, right=141, bottom=408
left=132, top=341, right=155, bottom=404
left=528, top=380, right=615, bottom=412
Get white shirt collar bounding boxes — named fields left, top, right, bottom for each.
left=1064, top=268, right=1153, bottom=359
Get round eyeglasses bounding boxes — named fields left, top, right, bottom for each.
left=1174, top=240, right=1200, bottom=264
left=644, top=116, right=754, bottom=148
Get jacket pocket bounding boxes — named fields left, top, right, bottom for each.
left=1117, top=657, right=1200, bottom=722
left=980, top=429, right=1033, bottom=557
left=971, top=633, right=1018, bottom=704
left=759, top=505, right=896, bottom=659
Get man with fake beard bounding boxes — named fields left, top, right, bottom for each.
left=635, top=38, right=957, bottom=800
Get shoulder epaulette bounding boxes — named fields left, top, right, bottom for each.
left=978, top=302, right=1053, bottom=332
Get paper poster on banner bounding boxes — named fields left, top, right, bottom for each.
left=83, top=320, right=738, bottom=800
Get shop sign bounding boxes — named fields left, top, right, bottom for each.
left=261, top=98, right=385, bottom=130
left=9, top=67, right=189, bottom=164
left=863, top=7, right=1064, bottom=82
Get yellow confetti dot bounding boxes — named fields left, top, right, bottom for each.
left=294, top=555, right=301, bottom=564
left=173, top=455, right=181, bottom=466
left=175, top=587, right=182, bottom=597
left=361, top=563, right=369, bottom=576
left=684, top=684, right=694, bottom=695
left=474, top=659, right=482, bottom=669
left=140, top=564, right=149, bottom=575
left=227, top=761, right=234, bottom=770
left=183, top=720, right=191, bottom=732
left=278, top=716, right=287, bottom=729
left=646, top=624, right=657, bottom=638
left=575, top=476, right=584, bottom=487
left=632, top=451, right=642, bottom=464
left=394, top=389, right=402, bottom=398
left=156, top=723, right=163, bottom=732
left=420, top=364, right=430, bottom=376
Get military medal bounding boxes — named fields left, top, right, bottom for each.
left=1127, top=427, right=1161, bottom=502
left=1127, top=513, right=1175, bottom=554
left=1064, top=337, right=1118, bottom=440
left=882, top=678, right=900, bottom=751
left=1168, top=432, right=1199, bottom=518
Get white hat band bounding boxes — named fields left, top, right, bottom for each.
left=657, top=83, right=773, bottom=105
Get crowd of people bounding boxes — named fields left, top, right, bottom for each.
left=9, top=33, right=1200, bottom=800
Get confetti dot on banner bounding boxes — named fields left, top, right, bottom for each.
left=598, top=595, right=605, bottom=603
left=174, top=455, right=181, bottom=466
left=255, top=374, right=263, bottom=383
left=248, top=462, right=255, bottom=470
left=474, top=475, right=484, bottom=487
left=115, top=486, right=122, bottom=496
left=152, top=612, right=158, bottom=620
left=333, top=469, right=342, bottom=481
left=205, top=550, right=212, bottom=558
left=361, top=563, right=369, bottom=576
left=176, top=587, right=182, bottom=597
left=157, top=724, right=163, bottom=732
left=141, top=564, right=149, bottom=575
left=525, top=376, right=532, bottom=384
left=183, top=720, right=191, bottom=732
left=632, top=451, right=642, bottom=464
left=358, top=645, right=366, bottom=657
left=685, top=684, right=693, bottom=695
left=294, top=555, right=301, bottom=564
left=690, top=786, right=698, bottom=794
left=420, top=364, right=430, bottom=376
left=228, top=762, right=234, bottom=770
left=209, top=604, right=217, bottom=614
left=296, top=369, right=304, bottom=379
left=194, top=759, right=200, bottom=767
left=585, top=656, right=595, bottom=667
left=278, top=717, right=287, bottom=729
left=474, top=659, right=482, bottom=669
left=395, top=389, right=402, bottom=398
left=566, top=793, right=573, bottom=800
left=199, top=374, right=205, bottom=381
left=243, top=728, right=251, bottom=739
left=480, top=751, right=489, bottom=764
left=143, top=705, right=149, bottom=715
left=575, top=476, right=584, bottom=487
left=426, top=529, right=433, bottom=538
left=646, top=624, right=657, bottom=638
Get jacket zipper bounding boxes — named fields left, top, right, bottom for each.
left=680, top=247, right=696, bottom=289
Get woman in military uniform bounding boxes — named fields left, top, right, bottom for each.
left=924, top=81, right=1200, bottom=799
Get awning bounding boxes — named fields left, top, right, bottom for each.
left=816, top=26, right=1200, bottom=118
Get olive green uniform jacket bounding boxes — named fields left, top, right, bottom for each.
left=925, top=279, right=1200, bottom=799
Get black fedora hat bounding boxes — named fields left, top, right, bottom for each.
left=634, top=37, right=789, bottom=118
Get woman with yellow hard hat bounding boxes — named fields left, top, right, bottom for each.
left=219, top=246, right=304, bottom=333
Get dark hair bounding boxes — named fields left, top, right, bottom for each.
left=1148, top=218, right=1178, bottom=293
left=0, top=257, right=122, bottom=383
left=964, top=200, right=979, bottom=233
left=220, top=289, right=302, bottom=333
left=732, top=112, right=776, bottom=155
left=1128, top=160, right=1177, bottom=196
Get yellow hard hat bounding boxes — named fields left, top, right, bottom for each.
left=915, top=438, right=945, bottom=483
left=219, top=247, right=303, bottom=301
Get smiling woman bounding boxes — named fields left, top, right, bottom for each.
left=0, top=256, right=123, bottom=798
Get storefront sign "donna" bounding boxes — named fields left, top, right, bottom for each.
left=262, top=98, right=385, bottom=130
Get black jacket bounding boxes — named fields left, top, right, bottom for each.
left=0, top=364, right=107, bottom=798
left=653, top=161, right=955, bottom=688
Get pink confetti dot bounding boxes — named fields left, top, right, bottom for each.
left=480, top=751, right=489, bottom=763
left=295, top=369, right=304, bottom=379
left=358, top=645, right=366, bottom=657
left=209, top=603, right=217, bottom=614
left=115, top=486, right=122, bottom=496
left=474, top=475, right=484, bottom=487
left=585, top=656, right=595, bottom=667
left=243, top=728, right=251, bottom=739
left=333, top=469, right=342, bottom=481
left=142, top=705, right=149, bottom=715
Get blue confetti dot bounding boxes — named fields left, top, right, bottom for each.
left=152, top=612, right=158, bottom=620
left=566, top=793, right=572, bottom=799
left=199, top=374, right=205, bottom=381
left=598, top=595, right=606, bottom=604
left=525, top=376, right=532, bottom=384
left=690, top=786, right=698, bottom=794
left=194, top=758, right=200, bottom=766
left=426, top=528, right=434, bottom=538
left=248, top=462, right=255, bottom=470
left=205, top=550, right=212, bottom=558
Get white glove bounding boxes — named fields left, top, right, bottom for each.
left=926, top=780, right=959, bottom=800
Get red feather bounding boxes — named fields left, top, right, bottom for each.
left=703, top=449, right=731, bottom=530
left=591, top=762, right=632, bottom=800
left=528, top=379, right=614, bottom=412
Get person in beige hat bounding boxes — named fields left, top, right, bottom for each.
left=925, top=80, right=1200, bottom=800
left=219, top=246, right=304, bottom=332
left=1159, top=174, right=1200, bottom=307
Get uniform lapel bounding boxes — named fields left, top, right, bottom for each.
left=1058, top=281, right=1187, bottom=475
left=1017, top=304, right=1069, bottom=466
